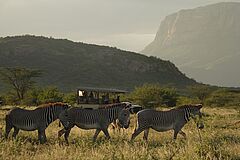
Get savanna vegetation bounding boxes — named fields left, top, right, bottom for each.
left=0, top=66, right=240, bottom=159
left=0, top=106, right=239, bottom=159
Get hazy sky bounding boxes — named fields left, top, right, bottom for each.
left=0, top=0, right=239, bottom=52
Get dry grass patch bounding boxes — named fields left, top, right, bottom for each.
left=0, top=107, right=239, bottom=159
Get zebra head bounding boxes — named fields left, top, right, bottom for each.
left=189, top=104, right=204, bottom=129
left=118, top=108, right=131, bottom=129
left=59, top=110, right=70, bottom=129
left=54, top=102, right=70, bottom=118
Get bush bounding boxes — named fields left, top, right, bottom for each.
left=20, top=87, right=43, bottom=106
left=3, top=91, right=19, bottom=105
left=187, top=84, right=214, bottom=103
left=2, top=87, right=66, bottom=106
left=177, top=96, right=201, bottom=106
left=129, top=83, right=178, bottom=108
left=38, top=86, right=64, bottom=104
left=63, top=92, right=76, bottom=105
left=205, top=89, right=240, bottom=107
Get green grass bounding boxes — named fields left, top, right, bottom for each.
left=0, top=107, right=239, bottom=160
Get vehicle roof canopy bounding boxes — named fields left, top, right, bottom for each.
left=77, top=87, right=128, bottom=94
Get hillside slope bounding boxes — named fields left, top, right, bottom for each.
left=0, top=35, right=196, bottom=91
left=142, top=2, right=240, bottom=87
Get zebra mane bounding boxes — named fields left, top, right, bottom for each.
left=175, top=104, right=202, bottom=110
left=37, top=102, right=68, bottom=108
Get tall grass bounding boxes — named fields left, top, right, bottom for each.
left=0, top=107, right=239, bottom=160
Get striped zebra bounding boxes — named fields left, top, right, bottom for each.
left=131, top=104, right=204, bottom=141
left=111, top=104, right=143, bottom=133
left=5, top=102, right=69, bottom=144
left=110, top=102, right=132, bottom=133
left=58, top=103, right=131, bottom=143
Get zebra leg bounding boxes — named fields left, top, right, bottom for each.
left=131, top=128, right=144, bottom=141
left=12, top=127, right=20, bottom=138
left=5, top=124, right=13, bottom=139
left=173, top=124, right=184, bottom=140
left=64, top=128, right=72, bottom=145
left=58, top=128, right=66, bottom=138
left=179, top=130, right=187, bottom=139
left=117, top=126, right=123, bottom=134
left=43, top=131, right=47, bottom=143
left=5, top=115, right=13, bottom=139
left=102, top=128, right=111, bottom=140
left=173, top=130, right=179, bottom=140
left=38, top=130, right=47, bottom=144
left=92, top=129, right=101, bottom=142
left=143, top=129, right=149, bottom=141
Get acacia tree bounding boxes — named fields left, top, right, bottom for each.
left=0, top=67, right=42, bottom=101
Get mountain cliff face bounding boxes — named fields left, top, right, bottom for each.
left=142, top=2, right=240, bottom=87
left=0, top=35, right=196, bottom=91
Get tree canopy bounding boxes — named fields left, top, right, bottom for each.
left=0, top=67, right=42, bottom=102
left=129, top=83, right=178, bottom=108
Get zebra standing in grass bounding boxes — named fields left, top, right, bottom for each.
left=111, top=104, right=143, bottom=133
left=131, top=104, right=204, bottom=141
left=110, top=102, right=132, bottom=133
left=5, top=102, right=69, bottom=144
left=58, top=103, right=131, bottom=143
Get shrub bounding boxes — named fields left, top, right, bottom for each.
left=63, top=92, right=76, bottom=105
left=205, top=89, right=240, bottom=107
left=129, top=83, right=178, bottom=108
left=187, top=84, right=214, bottom=103
left=3, top=91, right=19, bottom=105
left=177, top=96, right=201, bottom=106
left=38, top=86, right=64, bottom=104
left=20, top=87, right=43, bottom=106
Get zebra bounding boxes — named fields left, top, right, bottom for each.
left=5, top=102, right=69, bottom=144
left=58, top=103, right=131, bottom=143
left=131, top=104, right=204, bottom=141
left=111, top=104, right=143, bottom=133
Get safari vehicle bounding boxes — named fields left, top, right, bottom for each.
left=75, top=87, right=128, bottom=109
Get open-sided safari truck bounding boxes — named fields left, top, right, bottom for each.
left=75, top=87, right=128, bottom=109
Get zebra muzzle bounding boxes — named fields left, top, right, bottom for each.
left=124, top=121, right=130, bottom=129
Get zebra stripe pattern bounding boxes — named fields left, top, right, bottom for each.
left=5, top=102, right=69, bottom=144
left=131, top=104, right=204, bottom=141
left=58, top=102, right=131, bottom=143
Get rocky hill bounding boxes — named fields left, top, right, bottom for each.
left=142, top=2, right=240, bottom=87
left=0, top=35, right=196, bottom=92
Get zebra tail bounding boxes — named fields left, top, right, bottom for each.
left=5, top=114, right=12, bottom=126
left=5, top=114, right=13, bottom=127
